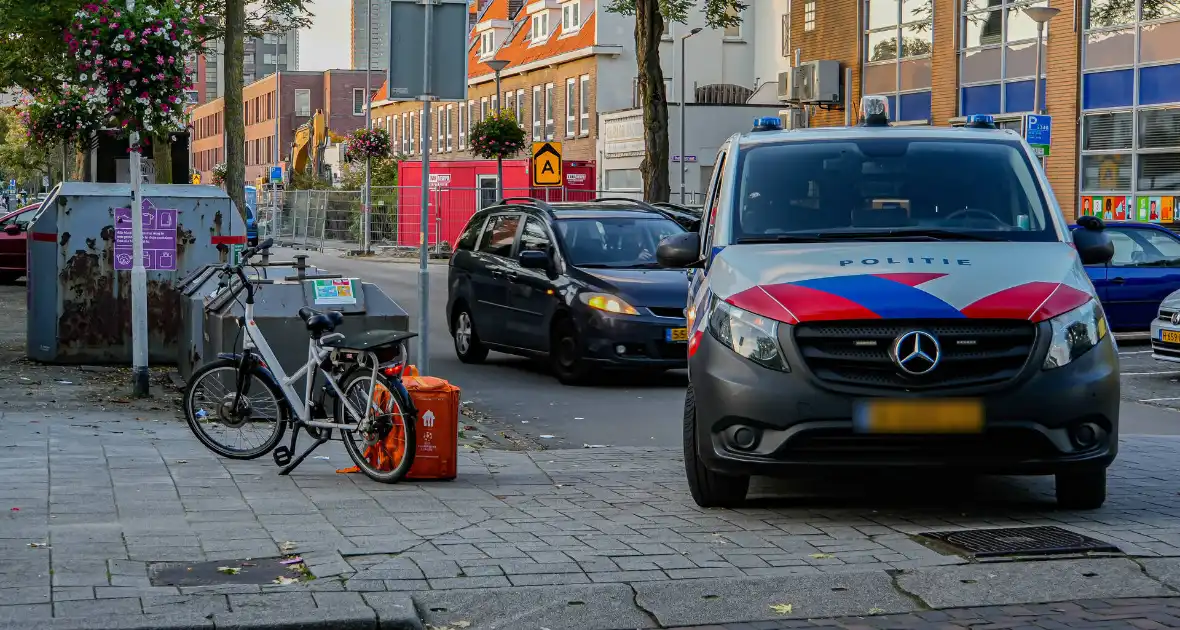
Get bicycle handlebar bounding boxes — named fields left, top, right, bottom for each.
left=214, top=237, right=274, bottom=304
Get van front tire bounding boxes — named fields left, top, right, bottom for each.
left=683, top=385, right=749, bottom=508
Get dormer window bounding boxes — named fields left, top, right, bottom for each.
left=480, top=31, right=495, bottom=58
left=531, top=12, right=550, bottom=43
left=561, top=1, right=580, bottom=31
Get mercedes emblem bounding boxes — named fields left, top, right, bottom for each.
left=892, top=330, right=942, bottom=375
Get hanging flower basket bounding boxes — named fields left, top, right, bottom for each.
left=344, top=128, right=392, bottom=162
left=65, top=1, right=205, bottom=145
left=211, top=162, right=227, bottom=186
left=468, top=110, right=528, bottom=160
left=20, top=86, right=109, bottom=146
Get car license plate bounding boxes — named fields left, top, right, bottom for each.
left=854, top=398, right=984, bottom=434
left=666, top=328, right=689, bottom=342
left=1162, top=330, right=1180, bottom=344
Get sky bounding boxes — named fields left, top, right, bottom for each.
left=298, top=0, right=351, bottom=71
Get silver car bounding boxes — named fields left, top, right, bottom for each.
left=1151, top=293, right=1180, bottom=363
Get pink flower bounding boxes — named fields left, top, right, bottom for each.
left=122, top=60, right=132, bottom=68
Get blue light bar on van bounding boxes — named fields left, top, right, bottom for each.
left=752, top=116, right=783, bottom=132
left=859, top=95, right=890, bottom=127
left=965, top=114, right=997, bottom=129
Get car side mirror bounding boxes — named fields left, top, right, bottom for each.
left=3, top=224, right=21, bottom=236
left=518, top=249, right=550, bottom=269
left=657, top=232, right=703, bottom=269
left=1073, top=215, right=1114, bottom=265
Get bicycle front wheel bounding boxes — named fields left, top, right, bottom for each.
left=336, top=370, right=416, bottom=483
left=184, top=358, right=288, bottom=460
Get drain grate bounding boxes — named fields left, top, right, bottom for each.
left=149, top=557, right=309, bottom=586
left=919, top=526, right=1121, bottom=558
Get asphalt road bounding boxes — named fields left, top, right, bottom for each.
left=277, top=248, right=1180, bottom=446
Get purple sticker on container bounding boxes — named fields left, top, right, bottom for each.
left=114, top=201, right=178, bottom=271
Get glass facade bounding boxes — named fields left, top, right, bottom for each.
left=958, top=0, right=1049, bottom=117
left=1080, top=0, right=1180, bottom=220
left=863, top=0, right=934, bottom=121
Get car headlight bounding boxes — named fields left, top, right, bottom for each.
left=580, top=292, right=639, bottom=315
left=1044, top=298, right=1108, bottom=370
left=707, top=299, right=789, bottom=371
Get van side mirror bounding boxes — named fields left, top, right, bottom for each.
left=657, top=232, right=703, bottom=268
left=1073, top=216, right=1114, bottom=265
left=518, top=249, right=550, bottom=269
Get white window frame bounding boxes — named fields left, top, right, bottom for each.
left=565, top=78, right=577, bottom=138
left=481, top=96, right=488, bottom=120
left=561, top=1, right=580, bottom=31
left=352, top=88, right=366, bottom=115
left=400, top=115, right=407, bottom=153
left=492, top=93, right=498, bottom=114
left=805, top=1, right=816, bottom=31
left=532, top=85, right=542, bottom=140
left=466, top=100, right=474, bottom=146
left=294, top=88, right=311, bottom=116
left=579, top=74, right=590, bottom=136
left=409, top=112, right=416, bottom=154
left=531, top=13, right=549, bottom=43
left=545, top=82, right=555, bottom=140
left=446, top=104, right=454, bottom=151
left=515, top=88, right=526, bottom=129
left=723, top=6, right=742, bottom=39
left=458, top=104, right=466, bottom=149
left=437, top=107, right=443, bottom=152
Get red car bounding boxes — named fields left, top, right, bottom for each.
left=0, top=203, right=40, bottom=283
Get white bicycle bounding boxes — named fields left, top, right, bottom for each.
left=182, top=238, right=418, bottom=482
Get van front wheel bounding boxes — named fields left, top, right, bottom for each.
left=683, top=385, right=748, bottom=508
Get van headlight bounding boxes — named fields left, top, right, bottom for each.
left=707, top=299, right=789, bottom=371
left=1043, top=299, right=1108, bottom=370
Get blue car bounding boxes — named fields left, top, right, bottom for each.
left=1072, top=221, right=1180, bottom=332
left=244, top=185, right=258, bottom=246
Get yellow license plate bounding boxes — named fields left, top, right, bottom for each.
left=667, top=328, right=688, bottom=342
left=855, top=399, right=984, bottom=434
left=1162, top=330, right=1180, bottom=344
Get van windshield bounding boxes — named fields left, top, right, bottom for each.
left=731, top=138, right=1060, bottom=243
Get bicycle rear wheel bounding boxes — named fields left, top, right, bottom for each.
left=184, top=358, right=288, bottom=459
left=336, top=370, right=416, bottom=483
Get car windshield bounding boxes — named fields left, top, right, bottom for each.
left=731, top=138, right=1059, bottom=243
left=556, top=217, right=684, bottom=267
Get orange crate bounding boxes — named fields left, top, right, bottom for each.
left=402, top=374, right=460, bottom=481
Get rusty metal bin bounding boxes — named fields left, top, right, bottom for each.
left=27, top=183, right=248, bottom=364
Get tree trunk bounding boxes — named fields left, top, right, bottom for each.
left=635, top=0, right=670, bottom=203
left=152, top=134, right=173, bottom=184
left=224, top=0, right=247, bottom=219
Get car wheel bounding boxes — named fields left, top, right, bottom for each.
left=452, top=305, right=488, bottom=364
left=550, top=316, right=590, bottom=385
left=683, top=384, right=749, bottom=508
left=1055, top=468, right=1107, bottom=510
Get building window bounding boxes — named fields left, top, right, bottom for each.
left=402, top=115, right=408, bottom=153
left=545, top=82, right=555, bottom=139
left=566, top=78, right=576, bottom=137
left=562, top=1, right=580, bottom=31
left=632, top=77, right=673, bottom=108
left=409, top=112, right=416, bottom=154
left=458, top=104, right=466, bottom=149
left=515, top=89, right=526, bottom=129
left=959, top=0, right=1048, bottom=117
left=864, top=0, right=933, bottom=122
left=1079, top=0, right=1180, bottom=221
left=723, top=5, right=742, bottom=39
left=294, top=89, right=311, bottom=116
left=446, top=104, right=454, bottom=151
left=492, top=93, right=498, bottom=114
left=466, top=100, right=474, bottom=145
left=531, top=13, right=550, bottom=43
left=782, top=8, right=792, bottom=58
left=532, top=85, right=543, bottom=140
left=804, top=1, right=816, bottom=31
left=353, top=88, right=366, bottom=115
left=579, top=74, right=590, bottom=135
left=504, top=91, right=514, bottom=121
left=480, top=31, right=495, bottom=58
left=391, top=115, right=398, bottom=149
left=480, top=96, right=488, bottom=120
left=436, top=107, right=442, bottom=152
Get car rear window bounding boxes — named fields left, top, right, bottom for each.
left=732, top=138, right=1059, bottom=242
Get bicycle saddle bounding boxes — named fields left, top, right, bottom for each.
left=298, top=307, right=344, bottom=336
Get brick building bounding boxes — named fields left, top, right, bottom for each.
left=767, top=0, right=1180, bottom=221
left=189, top=70, right=374, bottom=184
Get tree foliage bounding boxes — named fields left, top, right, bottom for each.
left=605, top=0, right=744, bottom=202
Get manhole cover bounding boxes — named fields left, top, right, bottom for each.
left=919, top=526, right=1121, bottom=558
left=149, top=557, right=309, bottom=586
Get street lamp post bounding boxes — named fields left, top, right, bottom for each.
left=127, top=0, right=149, bottom=397
left=678, top=27, right=702, bottom=205
left=1024, top=6, right=1059, bottom=115
left=486, top=58, right=510, bottom=203
left=363, top=0, right=373, bottom=254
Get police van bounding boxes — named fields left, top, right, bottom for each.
left=657, top=96, right=1119, bottom=509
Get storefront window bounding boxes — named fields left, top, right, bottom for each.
left=1080, top=0, right=1180, bottom=219
left=959, top=0, right=1048, bottom=117
left=862, top=0, right=933, bottom=122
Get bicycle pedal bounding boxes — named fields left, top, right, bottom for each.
left=272, top=446, right=293, bottom=466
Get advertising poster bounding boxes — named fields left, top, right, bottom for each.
left=1149, top=197, right=1163, bottom=222
left=1081, top=196, right=1094, bottom=217
left=1164, top=197, right=1177, bottom=223
left=1112, top=196, right=1128, bottom=221
left=1096, top=196, right=1109, bottom=220
left=1137, top=197, right=1150, bottom=222
left=313, top=279, right=357, bottom=305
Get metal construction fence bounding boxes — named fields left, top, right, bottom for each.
left=257, top=187, right=705, bottom=253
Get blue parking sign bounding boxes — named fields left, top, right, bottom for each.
left=1025, top=114, right=1052, bottom=156
left=270, top=166, right=282, bottom=182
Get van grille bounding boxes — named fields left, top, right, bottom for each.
left=792, top=320, right=1037, bottom=391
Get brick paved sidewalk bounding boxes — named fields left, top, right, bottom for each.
left=672, top=598, right=1180, bottom=629
left=7, top=410, right=1180, bottom=629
